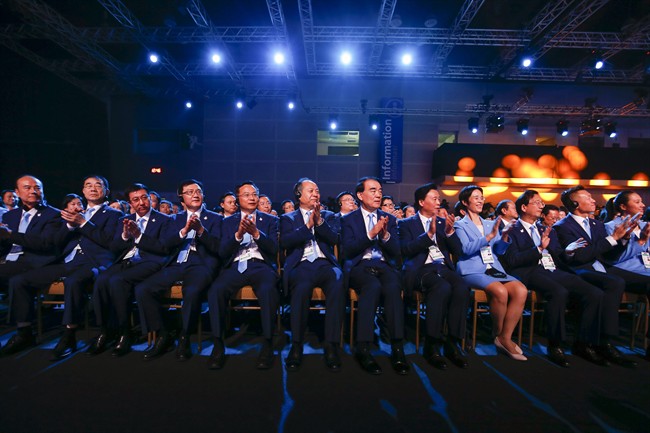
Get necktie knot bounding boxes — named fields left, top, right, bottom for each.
left=85, top=207, right=95, bottom=220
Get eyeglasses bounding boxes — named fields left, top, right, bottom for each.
left=130, top=195, right=150, bottom=203
left=238, top=192, right=259, bottom=199
left=530, top=200, right=545, bottom=207
left=181, top=189, right=203, bottom=196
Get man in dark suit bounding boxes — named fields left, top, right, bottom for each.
left=0, top=175, right=61, bottom=355
left=280, top=178, right=345, bottom=372
left=341, top=176, right=408, bottom=375
left=134, top=179, right=221, bottom=361
left=6, top=176, right=120, bottom=360
left=87, top=183, right=171, bottom=358
left=553, top=185, right=637, bottom=367
left=398, top=183, right=469, bottom=370
left=206, top=181, right=279, bottom=370
left=499, top=190, right=605, bottom=367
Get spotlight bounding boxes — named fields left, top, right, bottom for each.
left=594, top=59, right=604, bottom=70
left=521, top=57, right=532, bottom=68
left=329, top=114, right=338, bottom=130
left=235, top=100, right=244, bottom=110
left=185, top=101, right=192, bottom=109
left=604, top=121, right=617, bottom=138
left=340, top=51, right=352, bottom=65
left=556, top=120, right=569, bottom=136
left=516, top=119, right=529, bottom=135
left=149, top=53, right=159, bottom=63
left=468, top=117, right=479, bottom=134
left=580, top=118, right=602, bottom=135
left=273, top=52, right=285, bottom=65
left=287, top=101, right=295, bottom=110
left=235, top=89, right=246, bottom=110
left=401, top=53, right=413, bottom=65
left=369, top=115, right=379, bottom=131
left=211, top=53, right=221, bottom=64
left=246, top=98, right=258, bottom=110
left=485, top=114, right=505, bottom=133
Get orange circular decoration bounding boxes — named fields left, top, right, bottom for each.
left=537, top=154, right=557, bottom=169
left=562, top=145, right=579, bottom=159
left=455, top=169, right=472, bottom=176
left=492, top=168, right=509, bottom=178
left=567, top=149, right=588, bottom=171
left=593, top=172, right=610, bottom=180
left=512, top=157, right=538, bottom=178
left=502, top=154, right=521, bottom=169
left=457, top=157, right=476, bottom=172
left=563, top=170, right=579, bottom=179
left=557, top=159, right=572, bottom=176
left=632, top=172, right=649, bottom=181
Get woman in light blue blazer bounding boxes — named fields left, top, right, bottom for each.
left=454, top=186, right=528, bottom=361
left=605, top=191, right=650, bottom=276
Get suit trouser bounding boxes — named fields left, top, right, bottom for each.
left=349, top=259, right=404, bottom=342
left=207, top=261, right=279, bottom=339
left=135, top=254, right=213, bottom=335
left=288, top=258, right=345, bottom=343
left=417, top=264, right=470, bottom=340
left=9, top=259, right=95, bottom=325
left=0, top=260, right=35, bottom=291
left=574, top=268, right=625, bottom=338
left=93, top=260, right=161, bottom=330
left=523, top=268, right=602, bottom=344
left=606, top=266, right=650, bottom=337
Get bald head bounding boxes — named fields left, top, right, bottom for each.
left=15, top=175, right=44, bottom=209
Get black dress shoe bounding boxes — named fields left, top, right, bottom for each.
left=176, top=335, right=192, bottom=361
left=1, top=330, right=36, bottom=356
left=256, top=342, right=274, bottom=370
left=390, top=344, right=410, bottom=375
left=323, top=343, right=341, bottom=372
left=285, top=344, right=303, bottom=372
left=547, top=345, right=570, bottom=368
left=112, top=334, right=132, bottom=357
left=444, top=342, right=469, bottom=369
left=51, top=328, right=77, bottom=361
left=596, top=343, right=637, bottom=368
left=355, top=346, right=382, bottom=375
left=143, top=333, right=174, bottom=361
left=573, top=342, right=609, bottom=366
left=208, top=343, right=227, bottom=370
left=423, top=342, right=447, bottom=370
left=86, top=332, right=113, bottom=356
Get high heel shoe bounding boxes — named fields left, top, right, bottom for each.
left=494, top=337, right=527, bottom=361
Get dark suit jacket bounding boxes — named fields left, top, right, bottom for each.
left=499, top=220, right=572, bottom=281
left=219, top=211, right=278, bottom=270
left=279, top=209, right=339, bottom=295
left=164, top=209, right=222, bottom=273
left=110, top=209, right=172, bottom=265
left=56, top=204, right=121, bottom=269
left=1, top=204, right=62, bottom=267
left=553, top=214, right=623, bottom=272
left=340, top=208, right=401, bottom=276
left=398, top=214, right=462, bottom=295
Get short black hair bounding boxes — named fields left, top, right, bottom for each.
left=413, top=183, right=438, bottom=211
left=177, top=179, right=203, bottom=197
left=495, top=200, right=513, bottom=216
left=560, top=185, right=586, bottom=212
left=336, top=191, right=354, bottom=206
left=234, top=181, right=259, bottom=197
left=355, top=176, right=381, bottom=195
left=125, top=183, right=149, bottom=198
left=220, top=191, right=235, bottom=204
left=458, top=185, right=483, bottom=206
left=514, top=190, right=538, bottom=216
left=62, top=193, right=84, bottom=210
left=541, top=204, right=559, bottom=216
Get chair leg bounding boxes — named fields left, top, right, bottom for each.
left=529, top=300, right=536, bottom=349
left=415, top=300, right=421, bottom=352
left=349, top=299, right=356, bottom=349
left=37, top=298, right=43, bottom=340
left=471, top=299, right=478, bottom=350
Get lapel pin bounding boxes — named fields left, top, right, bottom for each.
left=520, top=229, right=524, bottom=233
left=152, top=218, right=156, bottom=223
left=37, top=213, right=41, bottom=217
left=204, top=216, right=207, bottom=220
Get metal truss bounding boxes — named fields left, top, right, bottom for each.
left=366, top=0, right=397, bottom=74
left=464, top=103, right=650, bottom=118
left=431, top=0, right=486, bottom=70
left=186, top=0, right=244, bottom=86
left=265, top=0, right=298, bottom=86
left=298, top=0, right=316, bottom=74
left=98, top=0, right=186, bottom=82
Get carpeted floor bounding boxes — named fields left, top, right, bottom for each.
left=1, top=306, right=649, bottom=433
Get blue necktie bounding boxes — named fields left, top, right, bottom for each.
left=5, top=212, right=31, bottom=261
left=530, top=225, right=541, bottom=247
left=65, top=208, right=95, bottom=263
left=368, top=213, right=382, bottom=259
left=177, top=213, right=196, bottom=264
left=85, top=207, right=95, bottom=221
left=305, top=211, right=319, bottom=262
left=582, top=219, right=606, bottom=272
left=238, top=232, right=252, bottom=273
left=582, top=219, right=591, bottom=239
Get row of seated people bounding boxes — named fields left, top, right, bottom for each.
left=1, top=174, right=649, bottom=376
